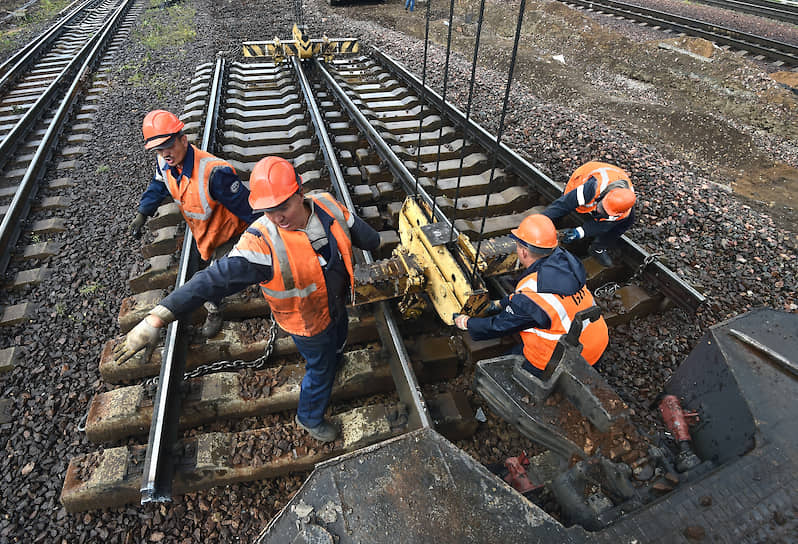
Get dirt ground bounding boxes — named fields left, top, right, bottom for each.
left=328, top=0, right=798, bottom=230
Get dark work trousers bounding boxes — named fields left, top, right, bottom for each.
left=292, top=312, right=349, bottom=427
left=587, top=207, right=636, bottom=251
left=508, top=343, right=546, bottom=379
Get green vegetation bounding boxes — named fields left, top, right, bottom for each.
left=134, top=4, right=197, bottom=50
left=34, top=0, right=72, bottom=20
left=96, top=164, right=110, bottom=174
left=0, top=0, right=70, bottom=56
left=118, top=4, right=195, bottom=95
left=78, top=282, right=102, bottom=295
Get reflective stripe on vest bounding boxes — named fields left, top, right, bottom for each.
left=243, top=193, right=355, bottom=336
left=164, top=147, right=247, bottom=261
left=515, top=269, right=607, bottom=370
left=565, top=162, right=633, bottom=220
left=180, top=157, right=219, bottom=220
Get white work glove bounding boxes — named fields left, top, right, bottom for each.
left=453, top=313, right=470, bottom=330
left=113, top=305, right=175, bottom=365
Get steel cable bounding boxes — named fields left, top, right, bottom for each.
left=448, top=0, right=487, bottom=244
left=412, top=0, right=434, bottom=211
left=469, top=0, right=527, bottom=286
left=429, top=0, right=457, bottom=236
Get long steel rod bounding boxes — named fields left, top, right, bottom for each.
left=0, top=0, right=134, bottom=275
left=140, top=58, right=226, bottom=504
left=296, top=57, right=432, bottom=429
left=729, top=328, right=798, bottom=377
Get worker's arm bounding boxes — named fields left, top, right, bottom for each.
left=115, top=228, right=274, bottom=364
left=464, top=294, right=552, bottom=341
left=543, top=178, right=599, bottom=222
left=136, top=161, right=171, bottom=217
left=349, top=214, right=380, bottom=252
left=158, top=254, right=272, bottom=320
left=208, top=167, right=263, bottom=225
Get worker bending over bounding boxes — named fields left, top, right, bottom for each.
left=117, top=156, right=380, bottom=442
left=129, top=110, right=261, bottom=337
left=543, top=161, right=636, bottom=267
left=454, top=214, right=608, bottom=377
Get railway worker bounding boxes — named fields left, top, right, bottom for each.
left=542, top=161, right=637, bottom=267
left=116, top=156, right=380, bottom=443
left=129, top=109, right=262, bottom=337
left=453, top=214, right=608, bottom=378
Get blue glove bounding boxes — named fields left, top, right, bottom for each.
left=563, top=228, right=582, bottom=244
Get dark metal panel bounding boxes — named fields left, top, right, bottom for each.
left=257, top=428, right=586, bottom=543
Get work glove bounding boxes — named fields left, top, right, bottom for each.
left=562, top=228, right=583, bottom=244
left=129, top=212, right=147, bottom=238
left=113, top=305, right=175, bottom=365
left=453, top=313, right=470, bottom=331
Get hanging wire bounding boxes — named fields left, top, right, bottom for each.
left=430, top=0, right=457, bottom=237
left=412, top=0, right=434, bottom=207
left=448, top=0, right=487, bottom=243
left=469, top=0, right=528, bottom=286
left=294, top=0, right=303, bottom=28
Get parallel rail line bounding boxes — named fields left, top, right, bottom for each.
left=0, top=0, right=137, bottom=279
left=60, top=47, right=706, bottom=511
left=560, top=0, right=798, bottom=66
left=692, top=0, right=798, bottom=26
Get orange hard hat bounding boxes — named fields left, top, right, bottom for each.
left=142, top=110, right=185, bottom=150
left=510, top=214, right=558, bottom=254
left=602, top=188, right=636, bottom=216
left=248, top=156, right=302, bottom=210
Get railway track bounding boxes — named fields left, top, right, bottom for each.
left=691, top=0, right=798, bottom=26
left=59, top=45, right=705, bottom=512
left=0, top=0, right=142, bottom=298
left=558, top=0, right=798, bottom=66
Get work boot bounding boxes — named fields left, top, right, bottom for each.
left=295, top=415, right=338, bottom=443
left=201, top=302, right=223, bottom=338
left=590, top=247, right=613, bottom=267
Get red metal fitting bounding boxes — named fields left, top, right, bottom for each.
left=503, top=451, right=540, bottom=494
left=659, top=395, right=692, bottom=443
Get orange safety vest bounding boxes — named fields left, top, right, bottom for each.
left=236, top=192, right=355, bottom=337
left=164, top=146, right=247, bottom=260
left=514, top=270, right=609, bottom=370
left=564, top=161, right=634, bottom=222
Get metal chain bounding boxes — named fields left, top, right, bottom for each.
left=593, top=253, right=659, bottom=300
left=144, top=314, right=279, bottom=390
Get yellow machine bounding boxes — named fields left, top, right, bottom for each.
left=352, top=197, right=519, bottom=325
left=243, top=24, right=359, bottom=64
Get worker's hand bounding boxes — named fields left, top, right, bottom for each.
left=112, top=305, right=175, bottom=365
left=113, top=317, right=161, bottom=365
left=453, top=313, right=470, bottom=330
left=129, top=213, right=147, bottom=238
left=562, top=228, right=583, bottom=244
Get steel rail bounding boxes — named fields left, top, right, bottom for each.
left=140, top=58, right=226, bottom=505
left=370, top=48, right=706, bottom=313
left=561, top=0, right=798, bottom=65
left=691, top=0, right=798, bottom=26
left=0, top=0, right=134, bottom=276
left=297, top=56, right=432, bottom=431
left=0, top=0, right=96, bottom=92
left=0, top=0, right=115, bottom=171
left=314, top=59, right=458, bottom=234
